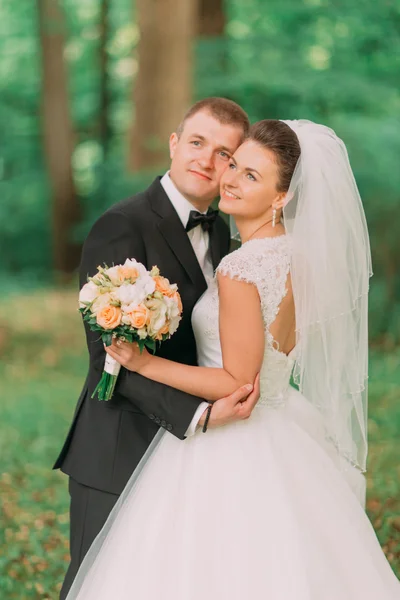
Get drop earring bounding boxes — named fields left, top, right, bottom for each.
left=272, top=208, right=277, bottom=228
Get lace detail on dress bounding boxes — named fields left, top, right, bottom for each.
left=202, top=278, right=219, bottom=340
left=216, top=236, right=291, bottom=351
left=192, top=235, right=295, bottom=405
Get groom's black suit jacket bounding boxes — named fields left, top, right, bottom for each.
left=54, top=178, right=230, bottom=495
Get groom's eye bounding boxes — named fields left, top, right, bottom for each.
left=191, top=140, right=201, bottom=146
left=219, top=151, right=230, bottom=160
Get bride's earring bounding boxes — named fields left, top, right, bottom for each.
left=272, top=208, right=277, bottom=228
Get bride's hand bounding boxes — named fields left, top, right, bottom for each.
left=105, top=338, right=151, bottom=373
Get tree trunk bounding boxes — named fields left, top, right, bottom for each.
left=99, top=0, right=111, bottom=204
left=37, top=0, right=80, bottom=279
left=99, top=0, right=111, bottom=159
left=198, top=0, right=225, bottom=36
left=128, top=0, right=198, bottom=171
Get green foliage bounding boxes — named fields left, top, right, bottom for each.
left=0, top=0, right=399, bottom=340
left=0, top=289, right=86, bottom=598
left=0, top=289, right=399, bottom=597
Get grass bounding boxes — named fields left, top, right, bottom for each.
left=0, top=288, right=399, bottom=598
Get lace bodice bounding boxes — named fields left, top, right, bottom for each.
left=192, top=236, right=295, bottom=407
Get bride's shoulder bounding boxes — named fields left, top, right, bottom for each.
left=216, top=235, right=291, bottom=283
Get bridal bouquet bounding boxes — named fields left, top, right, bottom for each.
left=79, top=259, right=183, bottom=401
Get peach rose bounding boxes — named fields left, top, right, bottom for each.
left=146, top=297, right=167, bottom=337
left=173, top=291, right=183, bottom=314
left=127, top=304, right=150, bottom=329
left=153, top=275, right=175, bottom=298
left=118, top=266, right=139, bottom=282
left=96, top=305, right=122, bottom=329
left=156, top=322, right=170, bottom=340
left=106, top=265, right=139, bottom=286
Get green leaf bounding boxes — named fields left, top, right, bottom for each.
left=102, top=332, right=113, bottom=346
left=145, top=338, right=156, bottom=354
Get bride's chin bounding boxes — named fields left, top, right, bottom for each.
left=218, top=198, right=237, bottom=215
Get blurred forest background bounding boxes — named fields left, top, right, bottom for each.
left=0, top=0, right=399, bottom=597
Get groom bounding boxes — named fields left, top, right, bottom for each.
left=55, top=97, right=260, bottom=598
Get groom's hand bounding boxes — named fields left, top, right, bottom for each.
left=198, top=373, right=260, bottom=430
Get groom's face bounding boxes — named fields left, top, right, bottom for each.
left=169, top=110, right=244, bottom=209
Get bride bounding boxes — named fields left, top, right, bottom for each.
left=66, top=120, right=399, bottom=599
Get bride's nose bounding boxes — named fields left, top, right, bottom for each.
left=223, top=168, right=240, bottom=188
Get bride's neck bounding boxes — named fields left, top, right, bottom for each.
left=237, top=217, right=285, bottom=243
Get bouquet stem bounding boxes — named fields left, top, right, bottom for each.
left=92, top=354, right=121, bottom=401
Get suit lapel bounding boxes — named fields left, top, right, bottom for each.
left=148, top=178, right=208, bottom=295
left=209, top=225, right=224, bottom=271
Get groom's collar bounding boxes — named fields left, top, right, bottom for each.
left=160, top=172, right=209, bottom=228
left=146, top=176, right=209, bottom=293
left=149, top=172, right=210, bottom=224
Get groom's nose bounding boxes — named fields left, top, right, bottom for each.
left=197, top=149, right=214, bottom=170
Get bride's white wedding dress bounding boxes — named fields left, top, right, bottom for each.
left=68, top=236, right=399, bottom=599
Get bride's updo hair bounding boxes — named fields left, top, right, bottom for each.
left=248, top=120, right=301, bottom=193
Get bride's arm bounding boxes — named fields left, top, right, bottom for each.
left=106, top=274, right=265, bottom=402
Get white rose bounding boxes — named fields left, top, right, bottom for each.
left=124, top=258, right=139, bottom=267
left=137, top=272, right=156, bottom=297
left=164, top=296, right=180, bottom=320
left=116, top=283, right=147, bottom=307
left=79, top=281, right=99, bottom=308
left=137, top=327, right=148, bottom=340
left=150, top=308, right=167, bottom=333
left=121, top=313, right=131, bottom=325
left=123, top=258, right=148, bottom=278
left=146, top=298, right=167, bottom=336
left=128, top=260, right=156, bottom=296
left=105, top=266, right=122, bottom=286
left=169, top=315, right=181, bottom=335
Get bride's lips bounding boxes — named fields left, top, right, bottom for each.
left=189, top=169, right=212, bottom=181
left=221, top=188, right=241, bottom=201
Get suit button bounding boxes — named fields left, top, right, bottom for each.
left=167, top=424, right=173, bottom=431
left=161, top=420, right=166, bottom=427
left=149, top=414, right=155, bottom=420
left=155, top=417, right=161, bottom=425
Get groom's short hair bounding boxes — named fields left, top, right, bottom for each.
left=176, top=97, right=249, bottom=139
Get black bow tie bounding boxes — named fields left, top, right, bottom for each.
left=186, top=208, right=219, bottom=233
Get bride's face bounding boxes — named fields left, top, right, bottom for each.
left=219, top=140, right=282, bottom=219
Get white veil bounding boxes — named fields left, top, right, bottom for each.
left=282, top=120, right=372, bottom=472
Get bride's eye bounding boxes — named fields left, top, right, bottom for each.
left=247, top=172, right=256, bottom=181
left=228, top=162, right=236, bottom=170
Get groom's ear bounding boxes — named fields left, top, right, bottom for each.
left=169, top=133, right=178, bottom=159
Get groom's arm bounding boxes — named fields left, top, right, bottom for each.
left=80, top=207, right=204, bottom=439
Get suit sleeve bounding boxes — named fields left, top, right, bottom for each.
left=80, top=208, right=203, bottom=440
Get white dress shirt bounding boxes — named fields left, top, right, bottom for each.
left=160, top=172, right=211, bottom=435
